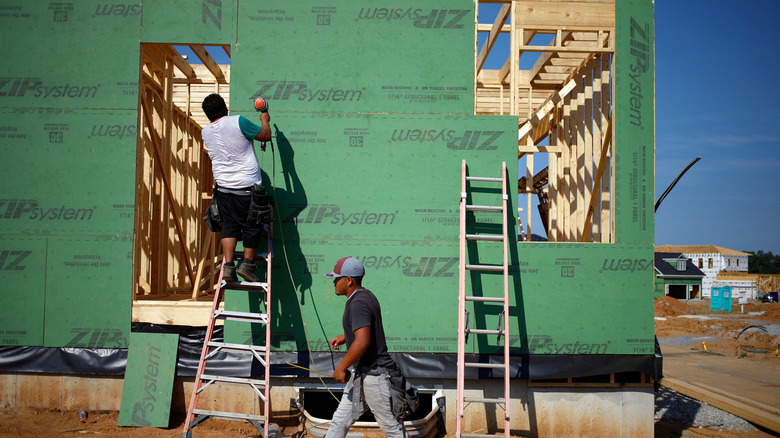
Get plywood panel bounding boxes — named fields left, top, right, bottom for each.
left=614, top=0, right=653, bottom=244
left=0, top=236, right=47, bottom=346
left=231, top=0, right=475, bottom=114
left=0, top=109, right=136, bottom=236
left=44, top=236, right=132, bottom=348
left=141, top=0, right=236, bottom=44
left=0, top=1, right=141, bottom=110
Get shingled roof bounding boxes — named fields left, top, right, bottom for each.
left=654, top=252, right=706, bottom=278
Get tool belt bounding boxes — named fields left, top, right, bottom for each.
left=357, top=362, right=420, bottom=420
left=203, top=187, right=222, bottom=232
left=246, top=184, right=273, bottom=225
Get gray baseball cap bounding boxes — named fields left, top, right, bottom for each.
left=324, top=257, right=365, bottom=278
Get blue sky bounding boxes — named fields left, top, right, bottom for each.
left=654, top=1, right=780, bottom=254
left=476, top=2, right=780, bottom=254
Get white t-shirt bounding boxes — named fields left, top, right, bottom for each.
left=202, top=115, right=262, bottom=189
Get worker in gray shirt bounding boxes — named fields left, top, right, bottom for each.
left=324, top=256, right=409, bottom=438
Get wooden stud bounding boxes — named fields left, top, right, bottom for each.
left=526, top=152, right=534, bottom=240
left=592, top=56, right=603, bottom=242
left=575, top=72, right=586, bottom=240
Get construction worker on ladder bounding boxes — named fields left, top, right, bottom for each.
left=201, top=93, right=272, bottom=282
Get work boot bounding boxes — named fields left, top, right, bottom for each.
left=223, top=263, right=238, bottom=282
left=238, top=260, right=260, bottom=282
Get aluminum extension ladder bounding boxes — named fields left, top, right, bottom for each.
left=456, top=160, right=511, bottom=438
left=181, top=228, right=274, bottom=438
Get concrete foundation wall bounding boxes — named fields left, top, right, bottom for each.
left=0, top=373, right=654, bottom=437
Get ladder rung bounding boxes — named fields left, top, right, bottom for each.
left=191, top=408, right=265, bottom=422
left=466, top=205, right=503, bottom=212
left=465, top=362, right=505, bottom=369
left=233, top=252, right=270, bottom=262
left=467, top=329, right=502, bottom=336
left=465, top=296, right=505, bottom=303
left=464, top=397, right=505, bottom=404
left=466, top=264, right=504, bottom=272
left=462, top=434, right=509, bottom=438
left=199, top=374, right=266, bottom=387
left=222, top=281, right=268, bottom=291
left=207, top=341, right=267, bottom=353
left=466, top=233, right=504, bottom=242
left=214, top=310, right=268, bottom=324
left=466, top=176, right=502, bottom=183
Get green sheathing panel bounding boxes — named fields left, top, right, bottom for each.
left=118, top=332, right=179, bottom=427
left=0, top=1, right=141, bottom=110
left=0, top=109, right=136, bottom=236
left=44, top=236, right=132, bottom=348
left=232, top=1, right=474, bottom=114
left=268, top=239, right=508, bottom=355
left=614, top=0, right=654, bottom=244
left=141, top=0, right=236, bottom=43
left=261, top=242, right=654, bottom=356
left=225, top=113, right=518, bottom=347
left=0, top=107, right=135, bottom=347
left=512, top=244, right=655, bottom=355
left=254, top=112, right=516, bottom=241
left=0, top=236, right=47, bottom=346
left=654, top=275, right=663, bottom=298
left=222, top=112, right=653, bottom=355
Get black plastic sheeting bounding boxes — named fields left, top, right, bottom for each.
left=0, top=323, right=662, bottom=382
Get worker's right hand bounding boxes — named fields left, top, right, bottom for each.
left=333, top=366, right=348, bottom=383
left=330, top=334, right=345, bottom=350
left=259, top=111, right=271, bottom=124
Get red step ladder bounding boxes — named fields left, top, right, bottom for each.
left=456, top=160, right=511, bottom=438
left=181, top=228, right=274, bottom=438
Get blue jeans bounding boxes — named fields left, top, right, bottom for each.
left=325, top=372, right=409, bottom=438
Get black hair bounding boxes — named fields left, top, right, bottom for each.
left=202, top=93, right=228, bottom=122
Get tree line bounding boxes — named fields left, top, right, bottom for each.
left=746, top=250, right=780, bottom=274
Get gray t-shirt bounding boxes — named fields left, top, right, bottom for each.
left=342, top=288, right=394, bottom=368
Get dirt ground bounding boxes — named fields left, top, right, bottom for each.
left=654, top=297, right=780, bottom=438
left=1, top=298, right=779, bottom=437
left=655, top=297, right=780, bottom=363
left=0, top=408, right=290, bottom=437
left=0, top=406, right=778, bottom=438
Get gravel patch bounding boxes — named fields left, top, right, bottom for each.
left=655, top=386, right=760, bottom=432
left=765, top=323, right=780, bottom=336
left=657, top=335, right=719, bottom=347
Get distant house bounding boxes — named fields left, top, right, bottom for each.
left=653, top=252, right=705, bottom=299
left=654, top=245, right=755, bottom=298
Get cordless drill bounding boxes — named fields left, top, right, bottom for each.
left=254, top=97, right=269, bottom=112
left=253, top=98, right=269, bottom=150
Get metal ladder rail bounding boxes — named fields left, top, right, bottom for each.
left=181, top=226, right=273, bottom=438
left=456, top=160, right=511, bottom=438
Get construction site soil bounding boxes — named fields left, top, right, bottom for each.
left=1, top=298, right=779, bottom=437
left=655, top=297, right=780, bottom=363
